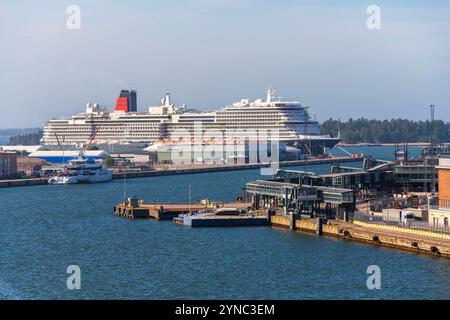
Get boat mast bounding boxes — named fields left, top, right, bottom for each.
left=266, top=87, right=274, bottom=103
left=188, top=184, right=191, bottom=215
left=123, top=172, right=127, bottom=205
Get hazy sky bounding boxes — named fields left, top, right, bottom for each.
left=1, top=0, right=449, bottom=128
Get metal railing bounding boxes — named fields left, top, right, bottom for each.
left=353, top=212, right=450, bottom=234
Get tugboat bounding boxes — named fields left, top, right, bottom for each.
left=48, top=152, right=112, bottom=185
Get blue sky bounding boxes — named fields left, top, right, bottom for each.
left=1, top=0, right=449, bottom=127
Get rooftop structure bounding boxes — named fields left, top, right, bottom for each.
left=394, top=159, right=439, bottom=192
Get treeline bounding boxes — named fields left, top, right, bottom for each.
left=8, top=130, right=43, bottom=145
left=0, top=128, right=41, bottom=136
left=319, top=118, right=450, bottom=144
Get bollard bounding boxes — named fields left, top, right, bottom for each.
left=284, top=188, right=289, bottom=215
left=316, top=217, right=323, bottom=235
left=266, top=209, right=272, bottom=224
left=289, top=212, right=296, bottom=231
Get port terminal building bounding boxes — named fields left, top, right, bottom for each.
left=245, top=174, right=355, bottom=220
left=429, top=158, right=450, bottom=228
left=244, top=154, right=450, bottom=222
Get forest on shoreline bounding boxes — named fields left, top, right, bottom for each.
left=319, top=118, right=449, bottom=144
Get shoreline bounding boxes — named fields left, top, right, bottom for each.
left=271, top=216, right=450, bottom=258
left=0, top=156, right=361, bottom=188
left=338, top=142, right=449, bottom=147
left=111, top=156, right=360, bottom=179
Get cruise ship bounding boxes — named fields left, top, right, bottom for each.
left=41, top=89, right=340, bottom=158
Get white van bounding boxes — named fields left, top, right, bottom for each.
left=400, top=210, right=415, bottom=224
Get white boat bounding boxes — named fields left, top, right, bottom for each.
left=48, top=155, right=112, bottom=185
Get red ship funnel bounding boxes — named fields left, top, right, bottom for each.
left=115, top=97, right=128, bottom=112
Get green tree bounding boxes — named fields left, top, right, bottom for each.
left=86, top=145, right=99, bottom=150
left=104, top=157, right=115, bottom=167
left=8, top=130, right=43, bottom=145
left=319, top=118, right=450, bottom=143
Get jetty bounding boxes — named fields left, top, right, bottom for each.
left=114, top=197, right=255, bottom=221
left=114, top=197, right=271, bottom=227
left=114, top=201, right=210, bottom=220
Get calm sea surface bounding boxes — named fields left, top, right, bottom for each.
left=1, top=146, right=449, bottom=299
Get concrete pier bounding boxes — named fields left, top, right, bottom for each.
left=271, top=215, right=450, bottom=258
left=114, top=202, right=211, bottom=220
left=114, top=200, right=253, bottom=220
left=0, top=178, right=47, bottom=188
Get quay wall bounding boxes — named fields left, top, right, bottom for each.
left=0, top=157, right=359, bottom=187
left=0, top=178, right=47, bottom=188
left=113, top=163, right=263, bottom=179
left=271, top=215, right=291, bottom=229
left=113, top=157, right=360, bottom=179
left=271, top=215, right=450, bottom=258
left=352, top=220, right=450, bottom=240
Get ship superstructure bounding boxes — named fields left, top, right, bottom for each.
left=47, top=154, right=113, bottom=185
